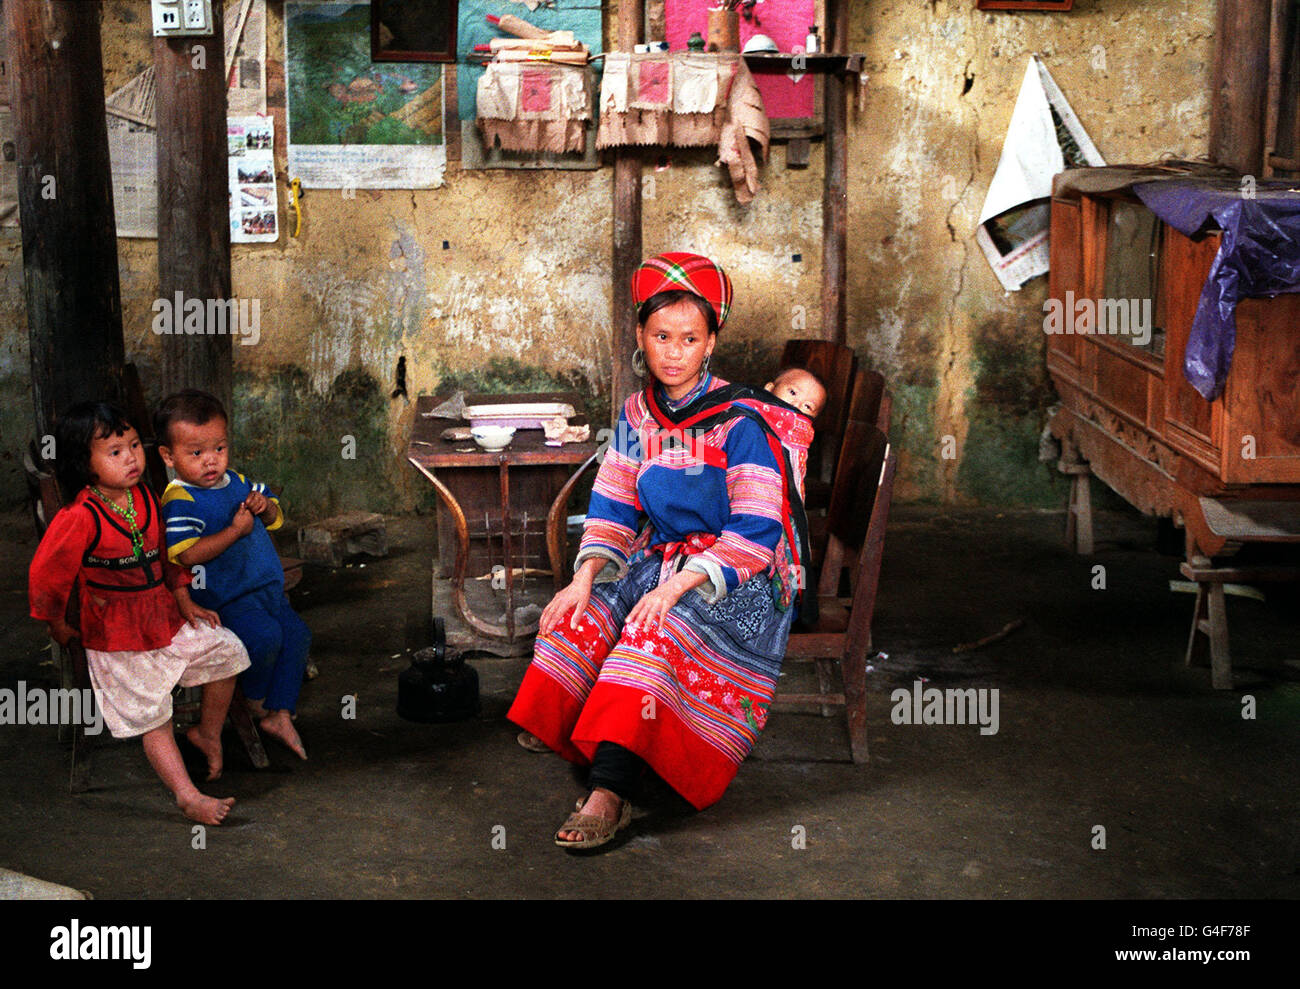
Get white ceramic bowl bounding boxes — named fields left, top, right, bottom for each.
left=471, top=425, right=516, bottom=451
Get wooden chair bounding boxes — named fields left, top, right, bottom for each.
left=777, top=418, right=897, bottom=763
left=847, top=366, right=891, bottom=433
left=779, top=339, right=857, bottom=513
left=24, top=445, right=95, bottom=791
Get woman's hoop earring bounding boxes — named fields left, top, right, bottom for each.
left=632, top=347, right=648, bottom=377
left=701, top=353, right=712, bottom=374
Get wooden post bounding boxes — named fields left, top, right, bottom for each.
left=154, top=2, right=234, bottom=410
left=821, top=0, right=849, bottom=345
left=1209, top=0, right=1271, bottom=175
left=610, top=0, right=644, bottom=424
left=5, top=0, right=126, bottom=439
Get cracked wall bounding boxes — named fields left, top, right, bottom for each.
left=0, top=0, right=1214, bottom=517
left=850, top=0, right=1214, bottom=504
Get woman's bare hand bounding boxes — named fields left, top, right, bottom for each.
left=625, top=569, right=708, bottom=631
left=539, top=580, right=592, bottom=636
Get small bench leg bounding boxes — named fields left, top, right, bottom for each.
left=1184, top=582, right=1207, bottom=668
left=228, top=685, right=270, bottom=769
left=1069, top=473, right=1093, bottom=554
left=1206, top=582, right=1233, bottom=690
left=70, top=722, right=92, bottom=794
left=1060, top=453, right=1094, bottom=555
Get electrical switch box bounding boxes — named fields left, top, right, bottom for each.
left=152, top=0, right=214, bottom=37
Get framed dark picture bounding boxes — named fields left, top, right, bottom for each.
left=977, top=1, right=1074, bottom=9
left=372, top=0, right=458, bottom=63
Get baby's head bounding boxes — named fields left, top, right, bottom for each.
left=155, top=389, right=231, bottom=489
left=54, top=401, right=141, bottom=501
left=765, top=366, right=827, bottom=421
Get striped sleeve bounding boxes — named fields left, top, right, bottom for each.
left=683, top=417, right=784, bottom=602
left=240, top=473, right=283, bottom=531
left=160, top=483, right=204, bottom=562
left=573, top=406, right=644, bottom=582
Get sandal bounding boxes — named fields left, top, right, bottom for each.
left=553, top=795, right=633, bottom=850
left=516, top=730, right=550, bottom=753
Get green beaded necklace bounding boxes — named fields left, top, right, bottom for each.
left=93, top=487, right=145, bottom=558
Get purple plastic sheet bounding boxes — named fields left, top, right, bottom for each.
left=1133, top=180, right=1300, bottom=400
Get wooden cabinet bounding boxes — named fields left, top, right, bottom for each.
left=1048, top=185, right=1300, bottom=558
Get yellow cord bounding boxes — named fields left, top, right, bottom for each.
left=289, top=177, right=302, bottom=237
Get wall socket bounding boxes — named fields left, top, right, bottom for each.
left=152, top=0, right=215, bottom=37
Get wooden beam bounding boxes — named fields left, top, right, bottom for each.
left=1209, top=0, right=1272, bottom=175
left=6, top=0, right=125, bottom=439
left=821, top=0, right=849, bottom=344
left=610, top=0, right=644, bottom=424
left=154, top=3, right=234, bottom=410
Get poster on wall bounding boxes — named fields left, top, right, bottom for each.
left=0, top=29, right=17, bottom=228
left=286, top=0, right=447, bottom=188
left=105, top=68, right=159, bottom=239
left=105, top=4, right=267, bottom=239
left=976, top=55, right=1104, bottom=291
left=226, top=0, right=268, bottom=116
left=0, top=108, right=17, bottom=229
left=228, top=116, right=279, bottom=242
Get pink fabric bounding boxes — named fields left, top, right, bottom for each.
left=86, top=622, right=250, bottom=738
left=521, top=69, right=552, bottom=112
left=637, top=61, right=671, bottom=104
left=664, top=0, right=816, bottom=118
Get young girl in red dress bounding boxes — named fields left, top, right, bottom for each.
left=28, top=402, right=250, bottom=825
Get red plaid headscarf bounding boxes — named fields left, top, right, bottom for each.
left=631, top=252, right=733, bottom=329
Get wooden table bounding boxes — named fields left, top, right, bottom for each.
left=407, top=392, right=599, bottom=646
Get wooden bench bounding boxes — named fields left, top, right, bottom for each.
left=1179, top=495, right=1300, bottom=688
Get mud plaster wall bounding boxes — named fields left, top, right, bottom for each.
left=0, top=0, right=1213, bottom=517
left=852, top=0, right=1213, bottom=504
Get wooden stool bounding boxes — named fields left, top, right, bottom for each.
left=297, top=512, right=388, bottom=567
left=1181, top=556, right=1299, bottom=690
left=1059, top=457, right=1093, bottom=555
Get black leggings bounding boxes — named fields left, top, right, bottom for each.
left=587, top=741, right=644, bottom=801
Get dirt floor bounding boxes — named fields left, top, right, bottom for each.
left=1, top=503, right=1296, bottom=899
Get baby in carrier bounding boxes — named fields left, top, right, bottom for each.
left=758, top=366, right=827, bottom=500
left=638, top=366, right=828, bottom=612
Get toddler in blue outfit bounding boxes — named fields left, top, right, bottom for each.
left=155, top=389, right=309, bottom=760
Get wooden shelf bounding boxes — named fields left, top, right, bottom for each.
left=743, top=52, right=865, bottom=74
left=770, top=118, right=825, bottom=141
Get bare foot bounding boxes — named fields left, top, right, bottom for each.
left=245, top=698, right=269, bottom=720
left=557, top=787, right=622, bottom=843
left=185, top=726, right=224, bottom=781
left=177, top=791, right=235, bottom=825
left=259, top=710, right=307, bottom=760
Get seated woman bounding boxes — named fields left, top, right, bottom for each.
left=508, top=252, right=807, bottom=849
